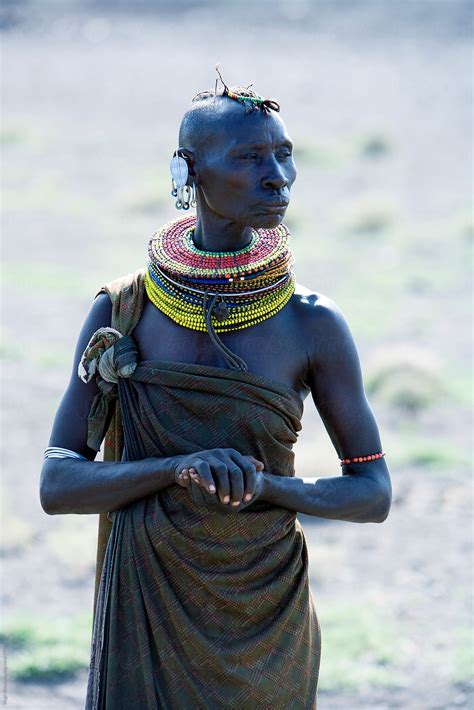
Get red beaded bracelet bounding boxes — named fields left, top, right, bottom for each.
left=339, top=451, right=386, bottom=466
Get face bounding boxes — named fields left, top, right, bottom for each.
left=192, top=106, right=297, bottom=229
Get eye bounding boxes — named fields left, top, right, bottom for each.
left=241, top=153, right=259, bottom=160
left=277, top=149, right=293, bottom=160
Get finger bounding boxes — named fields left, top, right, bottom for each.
left=177, top=468, right=190, bottom=488
left=175, top=459, right=189, bottom=483
left=207, top=459, right=231, bottom=504
left=228, top=467, right=244, bottom=507
left=228, top=450, right=261, bottom=472
left=187, top=469, right=199, bottom=490
left=229, top=453, right=258, bottom=502
left=249, top=456, right=265, bottom=472
left=191, top=460, right=216, bottom=495
left=242, top=465, right=257, bottom=502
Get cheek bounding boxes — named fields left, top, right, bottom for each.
left=200, top=167, right=254, bottom=214
left=204, top=165, right=250, bottom=193
left=286, top=162, right=297, bottom=186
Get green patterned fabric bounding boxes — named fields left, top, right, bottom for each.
left=88, top=269, right=146, bottom=616
left=85, top=273, right=321, bottom=709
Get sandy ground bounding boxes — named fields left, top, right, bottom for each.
left=1, top=1, right=473, bottom=708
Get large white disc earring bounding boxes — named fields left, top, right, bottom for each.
left=170, top=153, right=189, bottom=210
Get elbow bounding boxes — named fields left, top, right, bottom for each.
left=371, top=500, right=391, bottom=523
left=370, top=484, right=392, bottom=523
left=39, top=462, right=60, bottom=515
left=40, top=495, right=55, bottom=516
left=360, top=466, right=392, bottom=523
left=40, top=480, right=57, bottom=515
left=40, top=491, right=55, bottom=515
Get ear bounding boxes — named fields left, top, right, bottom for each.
left=176, top=148, right=197, bottom=185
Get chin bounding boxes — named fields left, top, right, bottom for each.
left=250, top=212, right=285, bottom=230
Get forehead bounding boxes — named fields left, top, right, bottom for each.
left=203, top=104, right=291, bottom=153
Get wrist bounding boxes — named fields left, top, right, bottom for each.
left=259, top=472, right=275, bottom=503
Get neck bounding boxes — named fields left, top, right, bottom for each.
left=192, top=207, right=254, bottom=253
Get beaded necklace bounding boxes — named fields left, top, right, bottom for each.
left=145, top=216, right=296, bottom=370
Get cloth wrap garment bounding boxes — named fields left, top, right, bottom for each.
left=84, top=270, right=321, bottom=709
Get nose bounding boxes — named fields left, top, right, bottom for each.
left=261, top=157, right=288, bottom=191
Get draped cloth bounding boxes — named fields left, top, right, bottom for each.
left=85, top=271, right=321, bottom=709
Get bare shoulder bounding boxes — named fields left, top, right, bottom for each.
left=88, top=291, right=113, bottom=324
left=290, top=282, right=357, bottom=363
left=291, top=282, right=348, bottom=329
left=71, top=291, right=113, bottom=374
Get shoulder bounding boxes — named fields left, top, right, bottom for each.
left=90, top=291, right=113, bottom=318
left=291, top=282, right=349, bottom=332
left=72, top=269, right=138, bottom=352
left=289, top=283, right=358, bottom=364
left=100, top=268, right=146, bottom=302
left=72, top=292, right=112, bottom=363
left=91, top=267, right=146, bottom=333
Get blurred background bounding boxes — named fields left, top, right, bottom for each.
left=1, top=0, right=472, bottom=707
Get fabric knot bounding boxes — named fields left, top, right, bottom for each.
left=112, top=335, right=138, bottom=379
left=78, top=327, right=138, bottom=385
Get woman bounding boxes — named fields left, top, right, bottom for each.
left=40, top=79, right=391, bottom=709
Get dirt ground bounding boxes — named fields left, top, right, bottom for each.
left=1, top=1, right=473, bottom=708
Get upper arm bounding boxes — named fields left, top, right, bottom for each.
left=307, top=296, right=383, bottom=461
left=47, top=292, right=112, bottom=459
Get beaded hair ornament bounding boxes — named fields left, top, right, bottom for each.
left=212, top=64, right=280, bottom=114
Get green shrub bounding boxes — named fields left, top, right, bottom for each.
left=366, top=345, right=444, bottom=415
left=358, top=132, right=392, bottom=158
left=0, top=614, right=92, bottom=681
left=338, top=196, right=399, bottom=235
left=318, top=601, right=402, bottom=691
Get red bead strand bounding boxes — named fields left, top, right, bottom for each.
left=339, top=451, right=386, bottom=466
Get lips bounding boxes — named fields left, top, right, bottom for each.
left=257, top=199, right=289, bottom=213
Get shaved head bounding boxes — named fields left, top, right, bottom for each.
left=178, top=87, right=281, bottom=157
left=178, top=96, right=237, bottom=155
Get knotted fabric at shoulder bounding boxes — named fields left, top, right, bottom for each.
left=79, top=270, right=146, bottom=454
left=78, top=327, right=138, bottom=387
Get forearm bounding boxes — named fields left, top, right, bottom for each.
left=40, top=456, right=182, bottom=515
left=260, top=465, right=392, bottom=523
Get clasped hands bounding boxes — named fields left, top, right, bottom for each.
left=173, top=448, right=265, bottom=512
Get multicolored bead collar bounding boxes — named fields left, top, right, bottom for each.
left=145, top=216, right=296, bottom=371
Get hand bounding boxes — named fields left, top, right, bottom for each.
left=182, top=471, right=266, bottom=513
left=173, top=448, right=265, bottom=509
